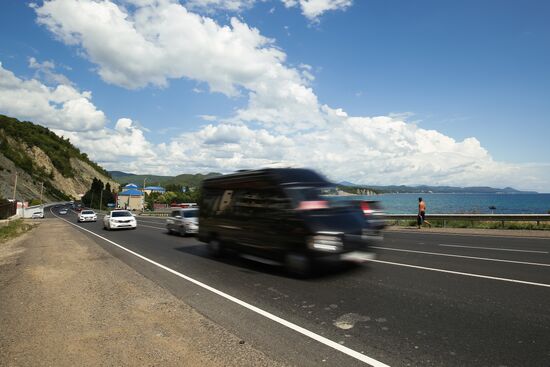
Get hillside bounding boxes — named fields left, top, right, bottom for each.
left=340, top=181, right=537, bottom=194
left=0, top=114, right=118, bottom=202
left=110, top=171, right=222, bottom=188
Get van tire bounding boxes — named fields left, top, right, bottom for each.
left=285, top=253, right=312, bottom=278
left=179, top=227, right=187, bottom=237
left=208, top=238, right=224, bottom=257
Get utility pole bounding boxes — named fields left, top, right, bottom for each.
left=12, top=172, right=18, bottom=201
left=40, top=182, right=44, bottom=206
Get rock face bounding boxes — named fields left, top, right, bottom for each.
left=0, top=115, right=118, bottom=202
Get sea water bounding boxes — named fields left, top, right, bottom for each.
left=341, top=193, right=550, bottom=214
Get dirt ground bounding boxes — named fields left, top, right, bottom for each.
left=0, top=219, right=288, bottom=367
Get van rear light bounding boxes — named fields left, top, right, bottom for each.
left=361, top=201, right=374, bottom=215
left=297, top=200, right=328, bottom=210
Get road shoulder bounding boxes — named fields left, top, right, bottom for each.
left=0, top=219, right=288, bottom=367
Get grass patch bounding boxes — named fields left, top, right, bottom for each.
left=0, top=219, right=35, bottom=243
left=389, top=219, right=550, bottom=230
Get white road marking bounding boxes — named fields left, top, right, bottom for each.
left=139, top=224, right=167, bottom=230
left=50, top=208, right=389, bottom=367
left=370, top=259, right=550, bottom=288
left=438, top=244, right=548, bottom=254
left=372, top=246, right=550, bottom=267
left=137, top=219, right=167, bottom=224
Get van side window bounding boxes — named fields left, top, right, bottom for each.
left=171, top=210, right=180, bottom=217
left=216, top=190, right=234, bottom=215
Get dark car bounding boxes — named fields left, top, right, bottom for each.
left=198, top=168, right=381, bottom=275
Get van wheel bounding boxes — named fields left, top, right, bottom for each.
left=285, top=253, right=312, bottom=278
left=208, top=238, right=224, bottom=257
left=179, top=227, right=187, bottom=237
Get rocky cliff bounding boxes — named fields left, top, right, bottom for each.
left=0, top=115, right=118, bottom=202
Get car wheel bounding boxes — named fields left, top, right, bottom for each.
left=284, top=253, right=312, bottom=278
left=208, top=238, right=224, bottom=257
left=179, top=227, right=187, bottom=237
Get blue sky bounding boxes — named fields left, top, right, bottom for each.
left=0, top=0, right=549, bottom=191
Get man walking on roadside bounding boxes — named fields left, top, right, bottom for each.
left=418, top=197, right=431, bottom=229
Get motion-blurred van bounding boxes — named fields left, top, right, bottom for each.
left=198, top=168, right=382, bottom=275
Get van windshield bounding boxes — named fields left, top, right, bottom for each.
left=183, top=209, right=198, bottom=218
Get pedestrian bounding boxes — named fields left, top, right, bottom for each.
left=418, top=197, right=431, bottom=229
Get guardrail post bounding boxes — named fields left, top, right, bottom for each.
left=443, top=220, right=446, bottom=228
left=501, top=220, right=504, bottom=228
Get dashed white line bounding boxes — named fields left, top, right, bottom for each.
left=372, top=246, right=550, bottom=267
left=438, top=244, right=548, bottom=254
left=50, top=208, right=389, bottom=367
left=370, top=259, right=550, bottom=288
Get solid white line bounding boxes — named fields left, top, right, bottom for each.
left=438, top=244, right=548, bottom=254
left=370, top=259, right=550, bottom=288
left=372, top=246, right=550, bottom=267
left=137, top=219, right=167, bottom=225
left=49, top=208, right=389, bottom=367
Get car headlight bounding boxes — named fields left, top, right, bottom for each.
left=307, top=232, right=343, bottom=252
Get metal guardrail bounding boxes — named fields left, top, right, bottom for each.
left=385, top=214, right=550, bottom=226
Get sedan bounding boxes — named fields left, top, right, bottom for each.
left=59, top=209, right=68, bottom=215
left=78, top=210, right=97, bottom=222
left=103, top=210, right=137, bottom=230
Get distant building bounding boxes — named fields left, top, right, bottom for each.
left=117, top=188, right=144, bottom=210
left=144, top=186, right=166, bottom=195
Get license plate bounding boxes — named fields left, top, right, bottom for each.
left=341, top=251, right=376, bottom=262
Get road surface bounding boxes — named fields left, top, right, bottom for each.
left=48, top=207, right=550, bottom=367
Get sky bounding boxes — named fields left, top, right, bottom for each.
left=0, top=0, right=549, bottom=192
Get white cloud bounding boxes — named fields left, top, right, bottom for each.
left=282, top=0, right=352, bottom=21
left=28, top=57, right=73, bottom=86
left=35, top=0, right=324, bottom=131
left=0, top=62, right=105, bottom=131
left=27, top=0, right=550, bottom=192
left=185, top=0, right=257, bottom=12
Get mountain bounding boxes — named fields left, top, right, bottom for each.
left=0, top=114, right=118, bottom=202
left=109, top=171, right=222, bottom=188
left=367, top=184, right=537, bottom=194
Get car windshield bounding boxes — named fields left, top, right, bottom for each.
left=183, top=209, right=198, bottom=218
left=82, top=210, right=94, bottom=214
left=111, top=211, right=132, bottom=217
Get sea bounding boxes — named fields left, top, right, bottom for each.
left=337, top=193, right=550, bottom=214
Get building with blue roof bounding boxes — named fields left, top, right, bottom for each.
left=144, top=186, right=166, bottom=195
left=117, top=188, right=144, bottom=210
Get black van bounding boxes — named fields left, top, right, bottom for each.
left=198, top=168, right=381, bottom=274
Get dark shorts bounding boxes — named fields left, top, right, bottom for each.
left=418, top=211, right=426, bottom=225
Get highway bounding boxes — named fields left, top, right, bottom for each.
left=48, top=207, right=550, bottom=367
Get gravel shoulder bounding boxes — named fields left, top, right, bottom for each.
left=0, top=219, right=288, bottom=367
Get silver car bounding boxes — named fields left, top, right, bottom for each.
left=166, top=208, right=199, bottom=236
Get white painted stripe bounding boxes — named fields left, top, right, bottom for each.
left=438, top=244, right=547, bottom=254
left=372, top=246, right=550, bottom=267
left=49, top=208, right=389, bottom=367
left=137, top=219, right=167, bottom=224
left=370, top=259, right=550, bottom=288
left=138, top=224, right=166, bottom=230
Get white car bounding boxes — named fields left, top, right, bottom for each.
left=78, top=210, right=97, bottom=222
left=31, top=211, right=44, bottom=219
left=103, top=210, right=137, bottom=230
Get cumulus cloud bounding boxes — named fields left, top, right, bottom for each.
left=28, top=57, right=73, bottom=86
left=282, top=0, right=352, bottom=21
left=0, top=62, right=105, bottom=131
left=185, top=0, right=257, bottom=12
left=27, top=0, right=550, bottom=191
left=34, top=0, right=322, bottom=131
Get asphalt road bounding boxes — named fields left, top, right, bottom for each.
left=48, top=206, right=550, bottom=367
